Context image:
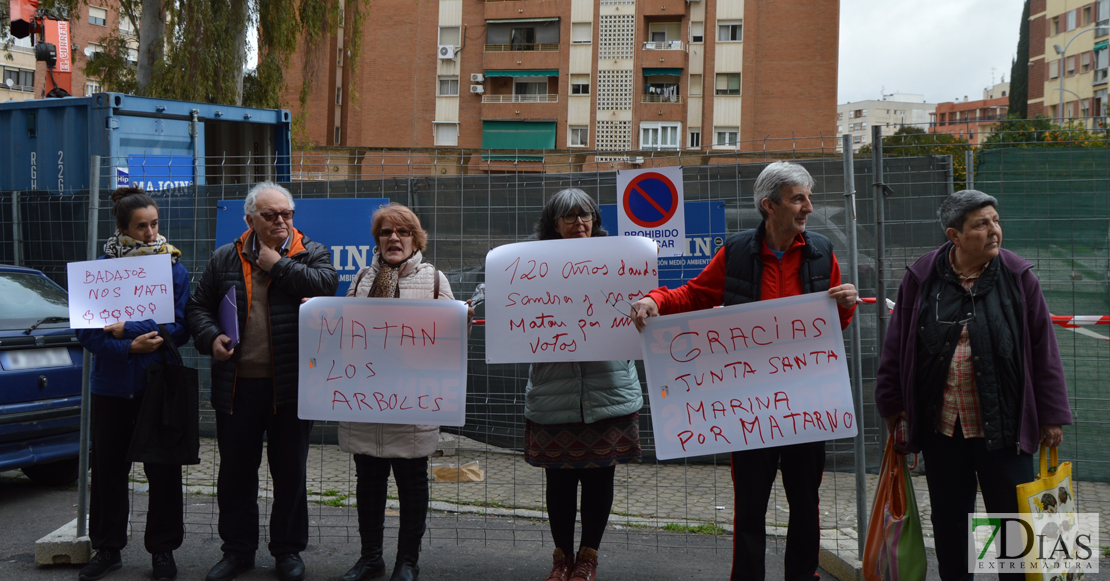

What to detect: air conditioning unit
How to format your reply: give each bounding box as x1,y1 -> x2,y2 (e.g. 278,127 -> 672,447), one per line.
628,156 -> 645,165
438,45 -> 456,60
470,85 -> 485,94
471,73 -> 485,83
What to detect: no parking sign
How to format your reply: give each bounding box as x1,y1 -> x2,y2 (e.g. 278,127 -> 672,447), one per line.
615,166 -> 686,257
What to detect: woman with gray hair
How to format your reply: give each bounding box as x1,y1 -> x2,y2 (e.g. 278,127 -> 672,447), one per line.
526,188 -> 643,581
874,190 -> 1073,581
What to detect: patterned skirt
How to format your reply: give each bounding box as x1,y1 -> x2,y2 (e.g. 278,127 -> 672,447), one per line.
524,412 -> 642,469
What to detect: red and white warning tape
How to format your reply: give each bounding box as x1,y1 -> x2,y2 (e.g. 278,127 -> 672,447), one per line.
1050,315 -> 1110,327
860,298 -> 1109,341
476,300 -> 1108,340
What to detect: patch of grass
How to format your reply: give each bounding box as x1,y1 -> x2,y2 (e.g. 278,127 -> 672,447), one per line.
661,523 -> 725,535
321,490 -> 342,497
323,495 -> 349,507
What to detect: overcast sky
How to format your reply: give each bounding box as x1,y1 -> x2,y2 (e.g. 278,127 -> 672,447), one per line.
839,0 -> 1026,104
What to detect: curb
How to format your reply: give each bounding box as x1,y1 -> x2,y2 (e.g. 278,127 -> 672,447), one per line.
34,517 -> 92,565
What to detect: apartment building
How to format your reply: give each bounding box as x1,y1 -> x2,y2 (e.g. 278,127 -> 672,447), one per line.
2,30 -> 38,102
1028,0 -> 1110,123
929,82 -> 1010,146
835,94 -> 935,152
285,0 -> 839,161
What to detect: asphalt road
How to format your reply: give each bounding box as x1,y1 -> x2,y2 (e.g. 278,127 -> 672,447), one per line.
0,472 -> 846,580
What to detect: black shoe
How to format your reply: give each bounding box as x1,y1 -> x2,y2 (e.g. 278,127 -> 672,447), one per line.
342,555 -> 386,581
275,553 -> 306,581
388,562 -> 419,581
152,552 -> 177,581
79,549 -> 122,581
205,553 -> 255,581
389,534 -> 421,581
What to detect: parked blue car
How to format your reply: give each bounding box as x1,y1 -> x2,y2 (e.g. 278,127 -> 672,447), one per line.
0,265 -> 83,485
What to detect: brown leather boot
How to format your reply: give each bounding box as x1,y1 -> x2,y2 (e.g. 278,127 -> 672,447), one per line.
543,548 -> 574,581
568,547 -> 598,581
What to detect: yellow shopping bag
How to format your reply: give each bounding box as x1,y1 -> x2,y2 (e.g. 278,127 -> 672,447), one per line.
1014,445 -> 1079,581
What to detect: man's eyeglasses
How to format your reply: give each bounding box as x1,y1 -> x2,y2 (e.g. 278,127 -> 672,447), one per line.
560,212 -> 594,225
379,228 -> 414,238
258,210 -> 294,223
935,288 -> 976,326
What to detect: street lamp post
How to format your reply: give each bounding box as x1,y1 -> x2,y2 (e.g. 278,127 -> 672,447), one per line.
1052,86 -> 1091,119
1054,25 -> 1099,123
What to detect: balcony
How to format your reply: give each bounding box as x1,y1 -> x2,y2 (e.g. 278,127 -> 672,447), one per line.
1,83 -> 34,93
641,94 -> 682,104
643,40 -> 683,51
1094,68 -> 1109,85
1097,19 -> 1109,38
482,94 -> 559,103
485,43 -> 559,52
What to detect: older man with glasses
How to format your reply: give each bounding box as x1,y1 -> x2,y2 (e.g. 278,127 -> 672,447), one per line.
187,182 -> 338,581
874,190 -> 1072,581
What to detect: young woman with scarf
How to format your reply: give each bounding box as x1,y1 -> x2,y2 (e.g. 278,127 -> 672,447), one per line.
76,187 -> 191,581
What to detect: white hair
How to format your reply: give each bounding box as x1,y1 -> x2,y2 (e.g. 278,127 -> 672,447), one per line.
753,161 -> 815,219
243,181 -> 295,215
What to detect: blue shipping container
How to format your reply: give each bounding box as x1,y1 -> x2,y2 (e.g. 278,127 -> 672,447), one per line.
0,93 -> 291,193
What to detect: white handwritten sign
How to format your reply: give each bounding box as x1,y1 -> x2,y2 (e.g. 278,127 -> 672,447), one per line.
66,254 -> 175,329
640,293 -> 857,460
485,237 -> 659,363
297,297 -> 469,426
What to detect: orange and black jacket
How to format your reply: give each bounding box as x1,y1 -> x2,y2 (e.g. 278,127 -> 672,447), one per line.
186,228 -> 338,414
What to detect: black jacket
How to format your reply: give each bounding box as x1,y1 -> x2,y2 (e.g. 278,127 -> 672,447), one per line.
913,243 -> 1024,451
186,228 -> 338,414
721,221 -> 833,306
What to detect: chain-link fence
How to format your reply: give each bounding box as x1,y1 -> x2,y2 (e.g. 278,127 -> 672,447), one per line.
2,130 -> 1107,564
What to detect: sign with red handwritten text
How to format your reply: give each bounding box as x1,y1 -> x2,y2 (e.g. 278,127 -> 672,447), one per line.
297,297 -> 469,426
640,293 -> 856,460
485,237 -> 659,363
66,254 -> 175,329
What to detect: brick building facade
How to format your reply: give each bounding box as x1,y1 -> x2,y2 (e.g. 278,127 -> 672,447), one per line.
283,0 -> 839,160
20,0 -> 136,99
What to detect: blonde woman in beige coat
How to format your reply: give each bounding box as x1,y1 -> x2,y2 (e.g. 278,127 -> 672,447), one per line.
338,203 -> 456,581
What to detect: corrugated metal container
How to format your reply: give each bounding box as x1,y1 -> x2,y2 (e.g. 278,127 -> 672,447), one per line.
0,93 -> 291,193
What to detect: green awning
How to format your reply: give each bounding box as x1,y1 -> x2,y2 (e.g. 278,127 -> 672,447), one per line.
481,121 -> 556,149
485,69 -> 559,78
486,17 -> 559,24
1096,40 -> 1109,51
481,155 -> 545,162
643,68 -> 682,76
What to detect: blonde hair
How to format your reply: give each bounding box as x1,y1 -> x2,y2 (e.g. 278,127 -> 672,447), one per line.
371,203 -> 427,252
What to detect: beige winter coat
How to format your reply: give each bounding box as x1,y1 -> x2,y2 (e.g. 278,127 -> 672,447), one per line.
337,250 -> 454,458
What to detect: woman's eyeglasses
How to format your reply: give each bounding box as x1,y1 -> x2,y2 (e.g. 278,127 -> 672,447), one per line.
379,228 -> 414,238
935,288 -> 976,326
258,210 -> 295,222
560,212 -> 594,225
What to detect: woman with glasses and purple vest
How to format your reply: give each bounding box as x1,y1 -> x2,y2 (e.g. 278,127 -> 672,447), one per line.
874,190 -> 1073,581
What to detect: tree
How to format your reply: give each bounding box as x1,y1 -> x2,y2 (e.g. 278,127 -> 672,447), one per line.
25,0 -> 365,116
1009,0 -> 1030,118
860,126 -> 972,189
980,117 -> 1109,148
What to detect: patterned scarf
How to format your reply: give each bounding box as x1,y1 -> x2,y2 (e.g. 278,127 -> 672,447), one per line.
103,230 -> 181,264
368,253 -> 402,298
